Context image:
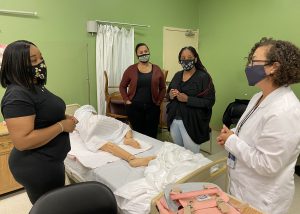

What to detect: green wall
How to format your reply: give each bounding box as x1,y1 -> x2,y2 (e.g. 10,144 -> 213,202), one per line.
0,0 -> 199,118
1,0 -> 300,129
198,0 -> 300,129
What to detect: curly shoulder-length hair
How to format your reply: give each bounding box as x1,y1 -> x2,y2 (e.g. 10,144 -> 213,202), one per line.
247,37 -> 300,86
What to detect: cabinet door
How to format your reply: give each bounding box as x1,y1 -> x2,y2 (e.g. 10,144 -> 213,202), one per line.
0,139 -> 22,194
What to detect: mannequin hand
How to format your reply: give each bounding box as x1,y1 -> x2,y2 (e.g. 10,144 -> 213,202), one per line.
217,125 -> 234,146
125,130 -> 133,138
125,100 -> 132,105
124,138 -> 141,149
177,92 -> 188,102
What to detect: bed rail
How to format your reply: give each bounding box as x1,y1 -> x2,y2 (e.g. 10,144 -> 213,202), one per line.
150,157 -> 228,214
66,104 -> 81,116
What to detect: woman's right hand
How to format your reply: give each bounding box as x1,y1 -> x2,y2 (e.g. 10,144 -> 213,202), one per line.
126,100 -> 132,105
60,118 -> 77,133
217,125 -> 234,146
169,89 -> 179,99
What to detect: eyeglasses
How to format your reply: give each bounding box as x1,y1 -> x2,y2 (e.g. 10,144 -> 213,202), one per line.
249,59 -> 272,67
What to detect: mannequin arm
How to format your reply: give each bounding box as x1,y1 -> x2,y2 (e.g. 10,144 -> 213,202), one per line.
101,142 -> 155,167
101,142 -> 134,161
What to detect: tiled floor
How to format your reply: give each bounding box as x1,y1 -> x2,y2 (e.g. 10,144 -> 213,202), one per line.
0,189 -> 31,214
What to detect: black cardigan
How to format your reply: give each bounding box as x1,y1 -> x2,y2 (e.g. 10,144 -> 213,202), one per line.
166,69 -> 215,144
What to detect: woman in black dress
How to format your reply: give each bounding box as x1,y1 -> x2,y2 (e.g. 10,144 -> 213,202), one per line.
0,40 -> 77,204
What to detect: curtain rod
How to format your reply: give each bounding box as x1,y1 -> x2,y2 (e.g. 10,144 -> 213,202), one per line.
96,20 -> 150,28
0,9 -> 38,17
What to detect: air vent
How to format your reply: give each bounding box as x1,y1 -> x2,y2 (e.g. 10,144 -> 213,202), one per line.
185,30 -> 195,37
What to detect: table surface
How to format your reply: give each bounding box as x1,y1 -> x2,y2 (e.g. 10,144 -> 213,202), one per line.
0,123 -> 9,136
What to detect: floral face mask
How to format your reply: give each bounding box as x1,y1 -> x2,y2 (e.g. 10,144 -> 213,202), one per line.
32,60 -> 47,80
180,59 -> 195,71
138,54 -> 150,63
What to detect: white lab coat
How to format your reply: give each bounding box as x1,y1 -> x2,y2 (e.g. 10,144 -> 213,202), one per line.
225,86 -> 300,214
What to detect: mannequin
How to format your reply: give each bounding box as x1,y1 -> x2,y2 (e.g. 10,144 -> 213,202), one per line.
74,105 -> 155,167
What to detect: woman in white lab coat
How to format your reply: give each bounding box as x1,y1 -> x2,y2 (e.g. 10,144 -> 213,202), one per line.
217,37 -> 300,214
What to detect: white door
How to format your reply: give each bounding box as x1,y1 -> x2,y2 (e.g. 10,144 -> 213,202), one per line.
163,27 -> 199,82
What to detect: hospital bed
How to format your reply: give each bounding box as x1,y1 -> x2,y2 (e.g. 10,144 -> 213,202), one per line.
64,136 -> 228,214
64,104 -> 259,214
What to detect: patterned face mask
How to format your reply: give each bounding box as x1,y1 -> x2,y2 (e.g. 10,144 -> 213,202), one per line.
180,59 -> 195,71
31,60 -> 47,80
138,54 -> 150,63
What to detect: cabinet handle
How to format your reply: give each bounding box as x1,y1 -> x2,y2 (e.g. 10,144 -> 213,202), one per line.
0,142 -> 10,149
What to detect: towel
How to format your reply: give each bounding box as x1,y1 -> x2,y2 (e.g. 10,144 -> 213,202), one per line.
74,105 -> 131,152
68,131 -> 152,169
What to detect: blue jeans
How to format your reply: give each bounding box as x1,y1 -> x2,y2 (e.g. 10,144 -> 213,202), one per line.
170,119 -> 200,153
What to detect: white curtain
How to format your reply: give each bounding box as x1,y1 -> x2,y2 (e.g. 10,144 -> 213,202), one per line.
96,25 -> 134,114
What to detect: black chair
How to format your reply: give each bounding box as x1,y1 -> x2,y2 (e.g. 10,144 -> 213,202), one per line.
222,99 -> 250,128
296,165 -> 300,176
29,181 -> 118,214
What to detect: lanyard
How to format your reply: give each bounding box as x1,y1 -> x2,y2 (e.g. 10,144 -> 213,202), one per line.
235,95 -> 263,136
227,95 -> 263,169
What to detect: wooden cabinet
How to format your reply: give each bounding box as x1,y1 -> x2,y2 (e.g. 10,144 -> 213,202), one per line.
0,124 -> 22,195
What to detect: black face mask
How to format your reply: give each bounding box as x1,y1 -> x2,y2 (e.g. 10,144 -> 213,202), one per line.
31,60 -> 47,80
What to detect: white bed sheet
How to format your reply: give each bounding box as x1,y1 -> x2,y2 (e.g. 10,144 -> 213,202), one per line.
64,131 -> 163,191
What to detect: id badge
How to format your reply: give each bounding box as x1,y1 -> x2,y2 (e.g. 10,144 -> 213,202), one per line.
227,153 -> 236,169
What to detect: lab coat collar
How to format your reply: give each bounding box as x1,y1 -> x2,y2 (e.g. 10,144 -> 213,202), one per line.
256,86 -> 291,108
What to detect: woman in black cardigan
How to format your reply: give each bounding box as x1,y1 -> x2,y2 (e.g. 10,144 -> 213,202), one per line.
167,46 -> 215,153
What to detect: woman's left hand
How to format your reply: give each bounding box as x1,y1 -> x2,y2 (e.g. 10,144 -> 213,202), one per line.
65,114 -> 79,124
217,125 -> 234,146
176,93 -> 188,102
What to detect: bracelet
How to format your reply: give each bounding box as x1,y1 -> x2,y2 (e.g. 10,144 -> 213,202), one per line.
57,122 -> 64,133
